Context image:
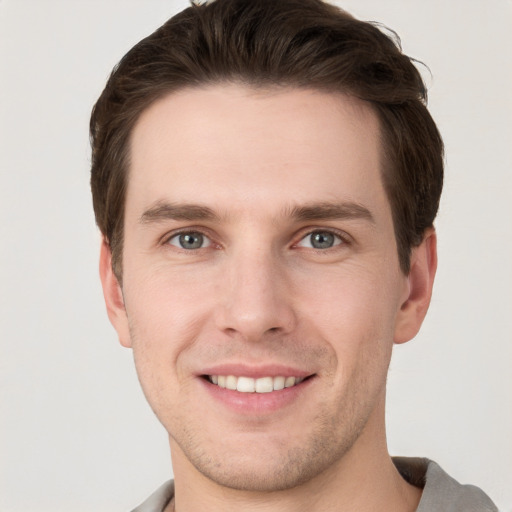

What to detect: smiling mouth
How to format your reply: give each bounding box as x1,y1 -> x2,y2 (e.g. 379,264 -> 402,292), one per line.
205,375 -> 312,393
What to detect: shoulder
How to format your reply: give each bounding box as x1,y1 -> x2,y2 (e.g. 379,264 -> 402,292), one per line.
393,457 -> 498,512
130,480 -> 174,512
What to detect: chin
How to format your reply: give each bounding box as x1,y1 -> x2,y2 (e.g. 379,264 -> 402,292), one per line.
194,450 -> 333,492
172,413 -> 365,493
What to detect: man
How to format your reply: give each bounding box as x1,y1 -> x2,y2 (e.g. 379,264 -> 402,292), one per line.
90,0 -> 498,511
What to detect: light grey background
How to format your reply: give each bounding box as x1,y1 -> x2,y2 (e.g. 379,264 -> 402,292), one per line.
1,1 -> 511,510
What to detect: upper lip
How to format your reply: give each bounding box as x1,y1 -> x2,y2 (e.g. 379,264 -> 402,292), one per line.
199,364 -> 313,379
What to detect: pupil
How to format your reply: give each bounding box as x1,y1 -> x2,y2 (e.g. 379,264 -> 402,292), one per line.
180,233 -> 203,249
312,232 -> 334,249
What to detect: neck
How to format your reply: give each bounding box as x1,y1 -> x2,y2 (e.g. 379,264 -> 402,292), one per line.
166,401 -> 421,512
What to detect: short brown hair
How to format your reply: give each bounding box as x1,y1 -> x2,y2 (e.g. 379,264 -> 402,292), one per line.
90,0 -> 443,279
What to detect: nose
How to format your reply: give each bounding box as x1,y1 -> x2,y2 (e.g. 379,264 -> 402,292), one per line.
214,247 -> 297,341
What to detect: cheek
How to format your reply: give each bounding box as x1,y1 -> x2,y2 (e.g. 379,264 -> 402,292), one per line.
123,266 -> 217,378
295,263 -> 401,331
126,262 -> 214,327
293,264 -> 400,377
123,271 -> 211,423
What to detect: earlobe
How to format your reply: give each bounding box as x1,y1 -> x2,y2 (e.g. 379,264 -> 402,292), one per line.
99,239 -> 132,348
394,228 -> 438,344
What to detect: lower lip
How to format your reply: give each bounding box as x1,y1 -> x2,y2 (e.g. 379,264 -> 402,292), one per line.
199,377 -> 314,415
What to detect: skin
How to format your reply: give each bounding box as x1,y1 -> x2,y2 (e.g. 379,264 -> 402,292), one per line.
100,85 -> 437,512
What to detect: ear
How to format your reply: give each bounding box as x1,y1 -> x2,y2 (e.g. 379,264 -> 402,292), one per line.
394,228 -> 438,344
99,238 -> 132,348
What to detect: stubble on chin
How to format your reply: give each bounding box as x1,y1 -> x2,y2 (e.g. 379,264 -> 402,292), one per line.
169,386 -> 380,494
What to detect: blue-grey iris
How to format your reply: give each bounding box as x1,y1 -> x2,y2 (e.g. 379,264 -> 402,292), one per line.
310,231 -> 335,249
179,232 -> 204,249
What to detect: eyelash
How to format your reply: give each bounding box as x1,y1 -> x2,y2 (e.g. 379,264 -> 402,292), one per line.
162,227 -> 352,252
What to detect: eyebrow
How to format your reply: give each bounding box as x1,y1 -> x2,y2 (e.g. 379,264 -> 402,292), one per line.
285,201 -> 375,224
139,200 -> 375,225
140,202 -> 219,224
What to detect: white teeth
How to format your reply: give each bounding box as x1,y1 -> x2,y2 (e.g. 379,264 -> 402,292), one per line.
284,376 -> 296,388
237,376 -> 255,393
209,375 -> 306,393
226,375 -> 237,390
273,376 -> 285,391
255,377 -> 273,393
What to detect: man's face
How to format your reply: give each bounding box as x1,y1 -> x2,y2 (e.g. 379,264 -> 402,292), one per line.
103,85 -> 422,491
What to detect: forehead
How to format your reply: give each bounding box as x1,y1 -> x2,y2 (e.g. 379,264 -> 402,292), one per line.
126,84 -> 388,222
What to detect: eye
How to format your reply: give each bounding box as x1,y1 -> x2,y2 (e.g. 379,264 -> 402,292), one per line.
167,231 -> 212,250
297,230 -> 343,250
